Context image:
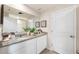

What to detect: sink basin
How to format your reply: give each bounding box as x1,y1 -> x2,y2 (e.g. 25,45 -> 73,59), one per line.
15,35 -> 32,41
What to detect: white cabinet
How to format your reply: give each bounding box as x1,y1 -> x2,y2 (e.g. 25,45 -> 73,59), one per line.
0,47 -> 9,54
0,35 -> 47,54
8,41 -> 27,54
0,39 -> 37,54
37,35 -> 47,53
16,39 -> 37,54
9,39 -> 37,54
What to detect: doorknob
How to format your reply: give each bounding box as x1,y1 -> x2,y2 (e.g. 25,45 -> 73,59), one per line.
70,35 -> 75,38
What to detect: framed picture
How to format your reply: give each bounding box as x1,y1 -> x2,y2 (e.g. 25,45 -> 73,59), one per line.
35,21 -> 40,28
41,20 -> 47,27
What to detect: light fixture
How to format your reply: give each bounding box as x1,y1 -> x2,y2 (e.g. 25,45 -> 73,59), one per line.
18,12 -> 23,14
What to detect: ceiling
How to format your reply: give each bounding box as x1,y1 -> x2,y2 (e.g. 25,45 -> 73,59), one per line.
27,4 -> 76,13
4,5 -> 35,19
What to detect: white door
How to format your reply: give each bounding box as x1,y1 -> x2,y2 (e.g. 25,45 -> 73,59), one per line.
50,8 -> 76,54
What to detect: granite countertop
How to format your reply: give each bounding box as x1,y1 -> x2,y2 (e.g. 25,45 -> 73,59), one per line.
0,32 -> 47,48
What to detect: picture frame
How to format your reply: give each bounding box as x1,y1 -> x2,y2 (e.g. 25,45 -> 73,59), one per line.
41,20 -> 47,28
35,21 -> 40,28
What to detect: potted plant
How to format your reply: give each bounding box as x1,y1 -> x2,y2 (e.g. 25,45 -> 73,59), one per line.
23,27 -> 30,35
30,27 -> 36,35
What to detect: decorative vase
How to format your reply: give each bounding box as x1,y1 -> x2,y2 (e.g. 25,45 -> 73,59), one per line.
26,31 -> 30,36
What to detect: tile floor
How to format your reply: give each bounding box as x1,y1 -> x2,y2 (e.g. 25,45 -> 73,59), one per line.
41,49 -> 59,54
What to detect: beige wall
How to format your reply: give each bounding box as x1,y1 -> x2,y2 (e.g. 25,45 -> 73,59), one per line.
76,7 -> 79,51
40,12 -> 51,49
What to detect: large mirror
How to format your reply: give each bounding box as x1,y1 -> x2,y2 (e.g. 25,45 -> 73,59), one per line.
3,5 -> 36,33
0,5 -> 37,41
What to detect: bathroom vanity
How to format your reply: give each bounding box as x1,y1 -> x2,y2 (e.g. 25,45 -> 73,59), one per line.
0,5 -> 48,54
0,33 -> 47,54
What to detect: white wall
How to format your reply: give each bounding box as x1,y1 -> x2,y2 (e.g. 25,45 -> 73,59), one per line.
40,12 -> 53,49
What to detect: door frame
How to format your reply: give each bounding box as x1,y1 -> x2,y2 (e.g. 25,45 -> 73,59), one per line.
49,6 -> 76,54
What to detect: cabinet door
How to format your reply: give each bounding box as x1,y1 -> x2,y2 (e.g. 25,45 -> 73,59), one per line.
23,39 -> 36,54
0,47 -> 9,54
9,39 -> 36,54
15,39 -> 36,54
37,35 -> 47,53
0,38 -> 37,54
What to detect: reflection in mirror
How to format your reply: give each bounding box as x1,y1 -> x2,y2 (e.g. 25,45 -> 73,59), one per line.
1,4 -> 37,41
3,5 -> 36,33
